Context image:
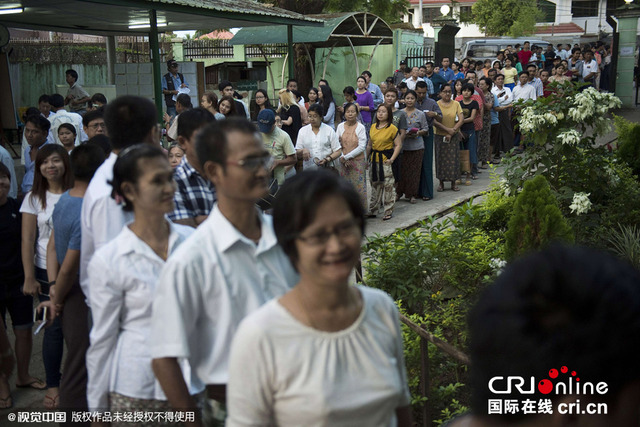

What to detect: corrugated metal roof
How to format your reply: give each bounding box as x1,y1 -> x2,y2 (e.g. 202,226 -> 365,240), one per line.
148,0 -> 324,23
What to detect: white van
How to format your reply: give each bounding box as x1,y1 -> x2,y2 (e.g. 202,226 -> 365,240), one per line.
460,39 -> 552,62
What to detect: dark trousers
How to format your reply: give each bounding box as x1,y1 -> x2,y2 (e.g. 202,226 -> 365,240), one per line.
35,267 -> 63,389
59,285 -> 90,417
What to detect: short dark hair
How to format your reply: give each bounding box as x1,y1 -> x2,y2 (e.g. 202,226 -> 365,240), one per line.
104,96 -> 157,150
318,79 -> 329,86
441,56 -> 450,62
272,169 -> 365,268
572,47 -> 582,54
404,89 -> 418,99
461,83 -> 475,94
111,144 -> 167,211
425,61 -> 434,67
397,82 -> 407,89
85,134 -> 112,157
415,80 -> 428,90
176,93 -> 192,109
83,108 -> 104,127
177,107 -> 215,139
343,102 -> 358,115
343,86 -> 356,97
195,118 -> 257,171
70,143 -> 105,181
91,93 -> 107,105
518,70 -> 530,77
58,123 -> 77,137
526,63 -> 538,70
25,114 -> 51,133
0,162 -> 10,181
218,80 -> 233,91
361,70 -> 372,78
479,76 -> 493,89
50,94 -> 64,109
38,94 -> 51,104
307,103 -> 324,117
468,245 -> 640,418
286,78 -> 298,86
65,69 -> 78,81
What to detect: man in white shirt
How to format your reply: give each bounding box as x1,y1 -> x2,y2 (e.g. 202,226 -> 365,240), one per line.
151,118 -> 298,427
512,72 -> 537,102
526,64 -> 544,97
581,50 -> 598,88
49,94 -> 87,147
80,95 -> 159,303
403,67 -> 422,90
491,74 -> 514,155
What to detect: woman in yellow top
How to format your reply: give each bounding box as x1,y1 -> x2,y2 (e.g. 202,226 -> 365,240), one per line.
432,85 -> 464,192
366,104 -> 402,221
502,57 -> 518,90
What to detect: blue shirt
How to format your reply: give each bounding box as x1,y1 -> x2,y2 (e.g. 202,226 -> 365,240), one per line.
490,93 -> 500,125
367,82 -> 384,108
453,71 -> 465,81
439,68 -> 455,83
168,157 -> 216,221
161,72 -> 189,91
52,191 -> 83,266
21,141 -> 51,194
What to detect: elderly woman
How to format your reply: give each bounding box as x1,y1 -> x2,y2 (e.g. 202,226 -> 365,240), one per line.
86,145 -> 201,421
433,85 -> 464,192
295,104 -> 342,171
336,102 -> 367,207
227,169 -> 412,427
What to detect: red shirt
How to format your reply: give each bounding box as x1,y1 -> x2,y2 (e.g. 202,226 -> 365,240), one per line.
518,50 -> 533,66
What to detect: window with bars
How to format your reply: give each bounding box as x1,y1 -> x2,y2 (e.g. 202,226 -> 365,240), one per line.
572,0 -> 599,17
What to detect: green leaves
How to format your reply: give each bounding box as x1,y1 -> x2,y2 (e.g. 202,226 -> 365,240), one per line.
472,0 -> 539,36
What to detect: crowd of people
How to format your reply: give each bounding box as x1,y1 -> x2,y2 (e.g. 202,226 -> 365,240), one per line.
0,40 -> 635,427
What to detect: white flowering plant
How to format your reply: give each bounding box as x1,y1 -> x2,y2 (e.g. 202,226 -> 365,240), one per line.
499,82 -> 640,245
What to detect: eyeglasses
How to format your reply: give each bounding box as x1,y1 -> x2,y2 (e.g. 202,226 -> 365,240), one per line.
226,154 -> 274,171
88,122 -> 106,129
297,220 -> 361,246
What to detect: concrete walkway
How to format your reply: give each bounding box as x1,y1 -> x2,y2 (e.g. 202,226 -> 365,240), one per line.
1,107 -> 637,425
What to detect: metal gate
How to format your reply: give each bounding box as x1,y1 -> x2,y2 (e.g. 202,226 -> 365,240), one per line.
404,46 -> 435,68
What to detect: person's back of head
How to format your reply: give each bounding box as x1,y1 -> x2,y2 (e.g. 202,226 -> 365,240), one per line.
70,143 -> 106,182
50,94 -> 65,110
178,107 -> 215,140
468,245 -> 640,423
90,93 -> 107,105
104,95 -> 157,151
85,134 -> 112,158
176,93 -> 193,109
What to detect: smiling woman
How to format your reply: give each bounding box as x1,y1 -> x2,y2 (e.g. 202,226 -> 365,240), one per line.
86,144 -> 201,417
227,170 -> 413,427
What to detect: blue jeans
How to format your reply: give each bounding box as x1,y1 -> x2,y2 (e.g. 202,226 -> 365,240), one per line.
462,129 -> 479,175
35,267 -> 63,389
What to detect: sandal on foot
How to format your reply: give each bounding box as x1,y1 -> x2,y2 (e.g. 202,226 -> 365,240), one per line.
382,214 -> 393,221
16,379 -> 46,390
437,185 -> 444,192
44,394 -> 59,410
452,186 -> 460,191
0,395 -> 12,409
409,197 -> 417,204
465,180 -> 473,186
422,197 -> 431,201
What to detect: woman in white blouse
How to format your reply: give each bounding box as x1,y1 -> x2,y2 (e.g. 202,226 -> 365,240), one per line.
295,104 -> 342,171
227,170 -> 412,427
86,145 -> 201,419
336,102 -> 368,208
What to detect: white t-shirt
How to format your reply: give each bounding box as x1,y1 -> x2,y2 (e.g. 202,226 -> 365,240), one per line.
582,59 -> 598,79
20,191 -> 63,269
227,286 -> 411,427
295,123 -> 341,170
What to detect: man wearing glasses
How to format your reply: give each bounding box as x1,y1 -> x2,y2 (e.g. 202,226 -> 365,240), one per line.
151,118 -> 298,427
162,59 -> 189,117
81,108 -> 107,142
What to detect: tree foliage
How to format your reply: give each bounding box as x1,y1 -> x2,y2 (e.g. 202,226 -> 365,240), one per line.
472,0 -> 540,36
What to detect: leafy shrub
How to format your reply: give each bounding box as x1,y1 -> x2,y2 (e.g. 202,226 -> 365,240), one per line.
614,114 -> 640,177
603,224 -> 640,269
505,175 -> 574,259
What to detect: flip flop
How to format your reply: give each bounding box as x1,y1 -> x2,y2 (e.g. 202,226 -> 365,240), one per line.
382,214 -> 393,221
409,197 -> 417,204
437,185 -> 444,192
452,186 -> 460,191
16,379 -> 46,390
422,197 -> 431,201
0,395 -> 12,409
